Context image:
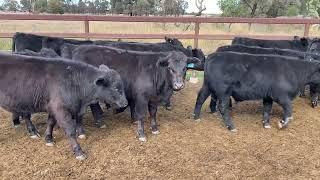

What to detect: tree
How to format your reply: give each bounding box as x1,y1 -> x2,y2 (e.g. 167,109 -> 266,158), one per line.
2,0 -> 20,11
307,0 -> 320,17
34,0 -> 47,13
218,0 -> 242,17
20,0 -> 32,12
47,0 -> 64,14
195,0 -> 206,16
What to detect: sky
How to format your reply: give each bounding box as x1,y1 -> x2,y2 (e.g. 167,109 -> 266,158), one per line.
186,0 -> 222,14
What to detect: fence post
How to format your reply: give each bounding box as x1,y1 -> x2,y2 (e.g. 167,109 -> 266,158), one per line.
189,21 -> 200,84
84,18 -> 90,40
304,23 -> 310,37
194,22 -> 200,48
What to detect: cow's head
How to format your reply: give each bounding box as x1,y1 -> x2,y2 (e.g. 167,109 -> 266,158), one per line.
39,48 -> 60,58
42,37 -> 64,55
186,46 -> 205,70
165,37 -> 184,48
294,36 -> 311,50
157,52 -> 201,91
305,38 -> 320,61
95,65 -> 128,108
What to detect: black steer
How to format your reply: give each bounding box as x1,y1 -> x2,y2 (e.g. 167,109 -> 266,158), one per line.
194,52 -> 320,131
0,53 -> 127,159
71,45 -> 199,141
210,44 -> 320,110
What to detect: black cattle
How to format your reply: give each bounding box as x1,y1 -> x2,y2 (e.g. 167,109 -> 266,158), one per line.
61,41 -> 205,110
71,45 -> 200,141
232,36 -> 310,52
15,48 -> 60,58
306,39 -> 320,107
10,48 -> 60,136
0,53 -> 127,160
92,40 -> 205,71
209,44 -> 320,111
194,52 -> 320,131
12,32 -> 93,55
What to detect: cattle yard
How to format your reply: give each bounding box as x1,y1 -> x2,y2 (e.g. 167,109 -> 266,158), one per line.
1,82 -> 320,179
1,15 -> 320,179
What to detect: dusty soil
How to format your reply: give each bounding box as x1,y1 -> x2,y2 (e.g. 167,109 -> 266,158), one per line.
0,81 -> 320,179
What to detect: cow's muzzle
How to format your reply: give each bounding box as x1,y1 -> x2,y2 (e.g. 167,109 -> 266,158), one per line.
173,82 -> 185,91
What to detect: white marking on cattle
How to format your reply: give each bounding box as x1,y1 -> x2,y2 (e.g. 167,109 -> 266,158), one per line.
30,134 -> 40,139
99,124 -> 107,129
230,129 -> 238,133
78,134 -> 86,139
45,142 -> 55,147
139,137 -> 147,142
76,154 -> 87,161
264,124 -> 271,129
152,130 -> 160,135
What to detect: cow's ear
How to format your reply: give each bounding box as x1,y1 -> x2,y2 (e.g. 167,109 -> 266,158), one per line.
95,77 -> 110,87
187,57 -> 201,64
99,64 -> 110,72
187,45 -> 192,50
157,58 -> 169,67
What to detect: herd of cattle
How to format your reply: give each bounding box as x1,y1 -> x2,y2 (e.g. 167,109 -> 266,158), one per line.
1,32 -> 320,160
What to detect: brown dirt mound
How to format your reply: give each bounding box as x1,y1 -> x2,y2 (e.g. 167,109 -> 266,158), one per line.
0,81 -> 320,179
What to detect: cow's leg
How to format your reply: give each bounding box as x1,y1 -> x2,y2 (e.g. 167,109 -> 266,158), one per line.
89,103 -> 105,128
134,99 -> 148,142
277,98 -> 293,129
23,113 -> 40,139
53,108 -> 86,160
164,90 -> 173,111
76,115 -> 86,139
218,96 -> 236,132
310,84 -> 318,108
12,113 -> 20,128
148,102 -> 159,135
209,94 -> 217,113
194,84 -> 211,120
45,114 -> 56,146
262,97 -> 273,129
299,85 -> 306,97
129,102 -> 136,123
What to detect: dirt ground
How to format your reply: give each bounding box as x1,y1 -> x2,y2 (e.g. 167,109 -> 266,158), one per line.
0,81 -> 320,179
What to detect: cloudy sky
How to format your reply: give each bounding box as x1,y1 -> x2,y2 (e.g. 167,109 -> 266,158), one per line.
186,0 -> 222,14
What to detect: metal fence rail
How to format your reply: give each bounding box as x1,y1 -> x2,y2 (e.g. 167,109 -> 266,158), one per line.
0,14 -> 320,48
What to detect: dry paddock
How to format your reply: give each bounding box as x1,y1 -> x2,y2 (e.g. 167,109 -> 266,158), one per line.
0,81 -> 320,179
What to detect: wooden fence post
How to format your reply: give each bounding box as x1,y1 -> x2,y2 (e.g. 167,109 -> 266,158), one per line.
304,23 -> 310,37
190,21 -> 200,84
84,19 -> 90,40
194,22 -> 200,48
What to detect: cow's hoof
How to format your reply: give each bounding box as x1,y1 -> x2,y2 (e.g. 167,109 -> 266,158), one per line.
152,130 -> 160,135
278,121 -> 288,129
99,124 -> 107,129
78,134 -> 86,139
230,129 -> 238,133
139,137 -> 147,142
30,133 -> 40,139
264,124 -> 271,129
13,125 -> 20,128
312,102 -> 317,108
45,142 -> 55,147
76,154 -> 87,161
165,106 -> 172,111
194,118 -> 201,122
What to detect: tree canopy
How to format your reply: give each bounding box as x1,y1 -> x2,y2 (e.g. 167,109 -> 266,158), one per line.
218,0 -> 320,17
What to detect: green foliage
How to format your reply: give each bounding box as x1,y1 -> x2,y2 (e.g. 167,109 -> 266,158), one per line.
47,0 -> 64,14
218,0 -> 242,17
2,0 -> 20,11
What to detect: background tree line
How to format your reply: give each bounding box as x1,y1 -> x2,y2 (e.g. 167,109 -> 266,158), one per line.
0,0 -> 189,15
218,0 -> 320,18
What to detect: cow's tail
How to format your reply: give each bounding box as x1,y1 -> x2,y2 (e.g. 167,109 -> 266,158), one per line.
12,33 -> 17,52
